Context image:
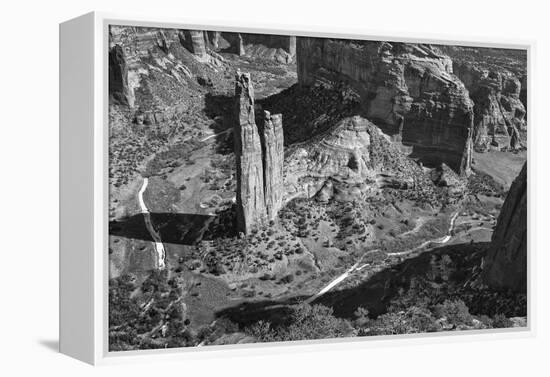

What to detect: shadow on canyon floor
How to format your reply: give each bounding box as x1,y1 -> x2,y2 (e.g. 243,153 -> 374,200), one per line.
203,92 -> 235,155
109,212 -> 214,245
215,241 -> 526,328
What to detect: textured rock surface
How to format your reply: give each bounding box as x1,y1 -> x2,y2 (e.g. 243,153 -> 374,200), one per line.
109,44 -> 133,107
108,26 -> 225,112
296,39 -> 474,174
261,111 -> 285,219
283,115 -> 430,201
482,162 -> 527,292
452,60 -> 526,151
233,73 -> 267,232
180,30 -> 208,60
217,32 -> 295,63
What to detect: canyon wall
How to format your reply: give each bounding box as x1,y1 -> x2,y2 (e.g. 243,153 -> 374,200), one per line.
233,73 -> 285,233
179,30 -> 208,60
438,45 -> 527,151
219,32 -> 296,62
482,162 -> 527,292
284,115 -> 431,202
453,61 -> 525,151
296,38 -> 474,174
109,44 -> 133,107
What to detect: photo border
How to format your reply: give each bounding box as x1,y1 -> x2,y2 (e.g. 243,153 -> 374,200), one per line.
94,11 -> 534,365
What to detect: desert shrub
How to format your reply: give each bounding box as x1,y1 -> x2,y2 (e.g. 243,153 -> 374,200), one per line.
433,299 -> 473,326
279,274 -> 294,284
492,313 -> 514,328
247,304 -> 355,342
366,306 -> 441,335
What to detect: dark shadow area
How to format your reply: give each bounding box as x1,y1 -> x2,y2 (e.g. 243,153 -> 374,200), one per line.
203,92 -> 235,155
216,296 -> 306,328
38,339 -> 59,353
259,83 -> 362,145
216,241 -> 526,328
204,92 -> 234,120
110,212 -> 214,245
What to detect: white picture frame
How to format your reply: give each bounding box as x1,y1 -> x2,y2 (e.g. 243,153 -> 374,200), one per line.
59,11 -> 535,365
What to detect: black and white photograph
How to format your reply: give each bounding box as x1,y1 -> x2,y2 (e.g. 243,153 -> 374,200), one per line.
5,0 -> 550,375
107,26 -> 528,351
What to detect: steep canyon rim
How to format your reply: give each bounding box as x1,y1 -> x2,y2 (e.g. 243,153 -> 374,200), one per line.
107,25 -> 528,351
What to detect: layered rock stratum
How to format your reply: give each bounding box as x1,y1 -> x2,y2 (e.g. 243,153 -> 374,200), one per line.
482,162 -> 527,292
296,39 -> 474,174
442,46 -> 527,151
261,111 -> 285,219
233,72 -> 267,233
283,115 -> 432,202
233,73 -> 285,233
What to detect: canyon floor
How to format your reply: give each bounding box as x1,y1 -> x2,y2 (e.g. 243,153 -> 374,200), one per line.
108,39 -> 527,350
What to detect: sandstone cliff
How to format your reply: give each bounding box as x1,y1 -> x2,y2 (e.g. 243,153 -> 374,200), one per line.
233,72 -> 267,233
296,39 -> 474,174
233,73 -> 286,232
283,115 -> 432,202
451,56 -> 526,151
108,26 -> 225,112
179,30 -> 208,60
482,162 -> 527,292
109,44 -> 133,107
261,111 -> 285,219
215,32 -> 296,63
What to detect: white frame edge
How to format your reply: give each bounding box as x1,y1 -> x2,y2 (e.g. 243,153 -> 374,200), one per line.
59,11 -> 536,365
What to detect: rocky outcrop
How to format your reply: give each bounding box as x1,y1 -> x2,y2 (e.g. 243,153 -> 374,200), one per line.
179,30 -> 208,60
437,45 -> 527,151
453,62 -> 526,151
261,111 -> 285,219
216,32 -> 295,63
109,44 -> 134,107
482,162 -> 527,292
233,73 -> 285,233
296,39 -> 474,174
283,115 -> 431,201
233,72 -> 267,233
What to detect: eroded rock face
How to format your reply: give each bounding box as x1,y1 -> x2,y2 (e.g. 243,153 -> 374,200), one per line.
261,111 -> 285,219
453,62 -> 526,151
109,44 -> 133,107
283,115 -> 430,201
233,74 -> 286,232
482,162 -> 527,292
296,39 -> 474,174
179,30 -> 208,60
108,26 -> 225,114
233,73 -> 267,232
216,32 -> 296,63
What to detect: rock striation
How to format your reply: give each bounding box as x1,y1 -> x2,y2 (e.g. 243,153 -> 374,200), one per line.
283,115 -> 431,202
482,162 -> 527,292
452,61 -> 526,151
296,39 -> 474,174
179,30 -> 208,60
233,73 -> 285,233
233,72 -> 266,233
109,44 -> 133,107
215,32 -> 296,63
261,111 -> 285,219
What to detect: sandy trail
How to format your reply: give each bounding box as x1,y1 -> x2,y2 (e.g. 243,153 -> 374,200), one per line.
306,211 -> 461,303
200,128 -> 232,142
138,178 -> 166,270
